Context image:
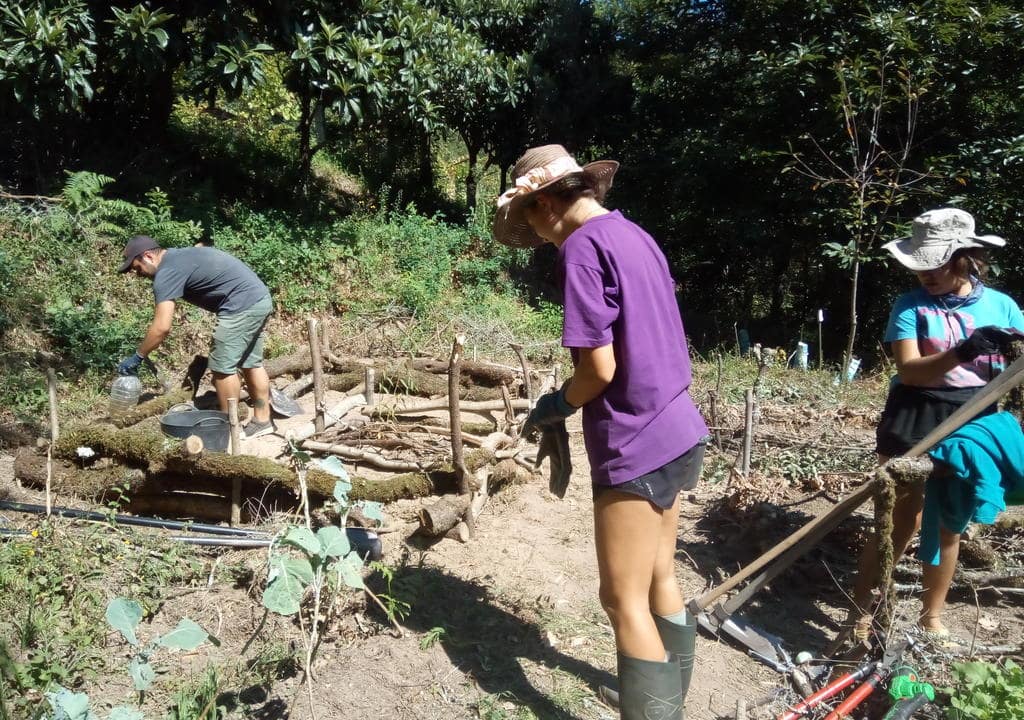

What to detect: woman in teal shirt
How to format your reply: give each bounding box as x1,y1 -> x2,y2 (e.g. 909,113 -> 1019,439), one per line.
849,208 -> 1024,639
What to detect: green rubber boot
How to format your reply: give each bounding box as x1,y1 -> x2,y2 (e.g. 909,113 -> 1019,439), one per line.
598,612 -> 696,718
616,653 -> 683,720
654,610 -> 696,705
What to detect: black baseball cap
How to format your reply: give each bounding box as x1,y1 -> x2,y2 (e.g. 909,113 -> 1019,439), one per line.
118,235 -> 162,273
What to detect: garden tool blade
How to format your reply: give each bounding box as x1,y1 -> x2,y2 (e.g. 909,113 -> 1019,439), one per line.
270,387 -> 304,418
695,609 -> 792,673
144,358 -> 173,394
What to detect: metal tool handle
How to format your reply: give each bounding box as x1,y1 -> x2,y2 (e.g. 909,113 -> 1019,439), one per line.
822,673 -> 881,720
777,662 -> 876,720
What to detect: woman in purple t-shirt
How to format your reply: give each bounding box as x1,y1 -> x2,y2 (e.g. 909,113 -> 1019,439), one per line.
494,145 -> 708,720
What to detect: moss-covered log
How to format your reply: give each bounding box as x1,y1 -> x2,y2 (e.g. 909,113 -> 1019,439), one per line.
324,367 -> 503,402
13,447 -> 146,498
409,358 -> 515,387
265,348 -> 314,378
51,422 -> 464,503
112,388 -> 193,428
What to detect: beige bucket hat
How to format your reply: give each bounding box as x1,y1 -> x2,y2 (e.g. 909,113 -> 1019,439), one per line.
492,144 -> 618,248
883,208 -> 1006,271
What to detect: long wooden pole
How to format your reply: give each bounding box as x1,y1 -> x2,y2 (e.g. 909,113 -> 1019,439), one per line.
691,351 -> 1024,617
448,334 -> 473,537
689,479 -> 878,613
741,389 -> 754,475
46,368 -> 60,443
308,318 -> 325,435
228,397 -> 241,526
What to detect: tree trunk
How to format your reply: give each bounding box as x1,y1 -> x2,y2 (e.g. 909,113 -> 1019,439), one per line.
842,259 -> 860,382
464,142 -> 479,211
297,88 -> 314,197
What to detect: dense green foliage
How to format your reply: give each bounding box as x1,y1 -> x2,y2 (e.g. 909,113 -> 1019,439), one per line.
3,0 -> 1024,418
947,660 -> 1024,719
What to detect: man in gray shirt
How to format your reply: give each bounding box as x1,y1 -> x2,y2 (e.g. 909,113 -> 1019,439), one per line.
117,235 -> 276,438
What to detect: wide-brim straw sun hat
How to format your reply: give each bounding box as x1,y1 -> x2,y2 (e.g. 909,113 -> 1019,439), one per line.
492,144 -> 618,248
883,208 -> 1006,272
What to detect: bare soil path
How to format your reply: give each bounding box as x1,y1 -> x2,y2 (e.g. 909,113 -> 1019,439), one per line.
3,405 -> 1021,719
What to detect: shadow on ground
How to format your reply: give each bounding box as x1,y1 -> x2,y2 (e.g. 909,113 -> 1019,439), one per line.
372,561 -> 615,719
683,496 -> 871,655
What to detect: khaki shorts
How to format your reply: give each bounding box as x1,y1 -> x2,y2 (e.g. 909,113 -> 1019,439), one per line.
209,295 -> 273,374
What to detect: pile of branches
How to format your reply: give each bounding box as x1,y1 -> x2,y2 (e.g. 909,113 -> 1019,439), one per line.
14,337 -> 551,542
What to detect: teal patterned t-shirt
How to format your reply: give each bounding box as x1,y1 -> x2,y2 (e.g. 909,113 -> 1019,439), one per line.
885,285 -> 1024,388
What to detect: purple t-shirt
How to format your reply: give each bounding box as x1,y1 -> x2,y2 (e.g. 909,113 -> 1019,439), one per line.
559,210 -> 708,485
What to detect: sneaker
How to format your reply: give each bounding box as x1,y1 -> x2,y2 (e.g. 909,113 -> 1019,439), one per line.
242,419 -> 276,439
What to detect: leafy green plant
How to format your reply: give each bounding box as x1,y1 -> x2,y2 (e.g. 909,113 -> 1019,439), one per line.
946,659 -> 1024,719
419,626 -> 447,650
106,597 -> 217,695
369,560 -> 411,625
44,684 -> 143,720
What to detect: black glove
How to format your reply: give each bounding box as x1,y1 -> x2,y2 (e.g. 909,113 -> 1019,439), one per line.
522,385 -> 577,438
954,326 -> 1011,363
536,421 -> 572,499
117,352 -> 144,376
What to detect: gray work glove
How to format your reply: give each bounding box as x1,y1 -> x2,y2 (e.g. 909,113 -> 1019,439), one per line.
536,420 -> 572,499
522,385 -> 577,438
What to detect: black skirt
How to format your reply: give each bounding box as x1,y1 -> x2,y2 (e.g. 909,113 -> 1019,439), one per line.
592,439 -> 707,509
875,384 -> 994,457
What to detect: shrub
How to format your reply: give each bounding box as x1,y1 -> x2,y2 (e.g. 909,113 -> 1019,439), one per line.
214,206 -> 342,313
45,299 -> 147,371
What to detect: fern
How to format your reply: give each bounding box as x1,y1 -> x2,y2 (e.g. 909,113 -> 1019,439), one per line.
61,171 -> 114,212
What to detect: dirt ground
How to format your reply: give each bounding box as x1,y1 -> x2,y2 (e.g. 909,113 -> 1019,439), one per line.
3,400 -> 1023,719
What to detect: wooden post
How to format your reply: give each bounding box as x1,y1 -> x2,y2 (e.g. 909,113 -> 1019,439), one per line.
510,343 -> 532,401
552,363 -> 561,389
364,366 -> 376,407
308,318 -> 325,434
46,367 -> 59,443
228,397 -> 241,526
817,309 -> 824,369
741,389 -> 754,475
45,444 -> 52,517
448,334 -> 473,537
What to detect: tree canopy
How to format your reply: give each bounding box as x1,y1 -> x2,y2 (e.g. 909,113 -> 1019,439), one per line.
3,0 -> 1024,360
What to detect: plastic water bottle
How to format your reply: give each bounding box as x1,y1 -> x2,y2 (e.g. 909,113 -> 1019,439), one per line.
845,356 -> 862,382
109,374 -> 141,417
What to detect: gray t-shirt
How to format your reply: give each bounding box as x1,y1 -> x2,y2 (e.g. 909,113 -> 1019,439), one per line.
152,248 -> 269,315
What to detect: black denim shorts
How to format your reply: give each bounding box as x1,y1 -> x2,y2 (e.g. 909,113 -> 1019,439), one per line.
592,439 -> 707,509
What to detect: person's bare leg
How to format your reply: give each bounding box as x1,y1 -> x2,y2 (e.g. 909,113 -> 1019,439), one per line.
920,526 -> 960,632
241,366 -> 271,423
650,492 -> 685,617
850,455 -> 926,617
211,371 -> 241,413
595,490 -> 665,661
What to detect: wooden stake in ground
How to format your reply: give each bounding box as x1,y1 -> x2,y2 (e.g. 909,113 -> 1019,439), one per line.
45,367 -> 59,514
741,388 -> 755,475
510,343 -> 532,402
46,367 -> 60,443
308,318 -> 326,434
448,334 -> 474,537
364,366 -> 376,407
228,397 -> 241,526
45,444 -> 53,517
